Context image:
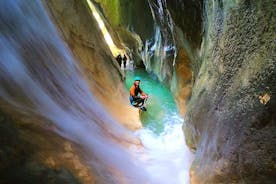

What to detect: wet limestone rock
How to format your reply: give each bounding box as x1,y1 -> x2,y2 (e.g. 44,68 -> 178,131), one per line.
184,0 -> 276,183
0,109 -> 83,184
167,0 -> 203,52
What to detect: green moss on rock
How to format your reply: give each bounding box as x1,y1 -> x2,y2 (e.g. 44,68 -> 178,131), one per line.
94,0 -> 121,26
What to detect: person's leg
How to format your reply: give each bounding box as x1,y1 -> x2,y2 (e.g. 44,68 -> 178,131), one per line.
136,98 -> 147,111
133,98 -> 144,107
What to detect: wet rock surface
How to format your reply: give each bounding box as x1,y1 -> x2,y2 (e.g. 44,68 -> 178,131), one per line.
167,0 -> 203,51
184,1 -> 276,183
0,110 -> 81,184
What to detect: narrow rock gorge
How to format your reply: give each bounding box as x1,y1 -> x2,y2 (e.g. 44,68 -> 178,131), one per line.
90,1 -> 275,182
0,0 -> 275,183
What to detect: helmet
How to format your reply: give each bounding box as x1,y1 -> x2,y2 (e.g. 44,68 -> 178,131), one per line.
134,76 -> 141,81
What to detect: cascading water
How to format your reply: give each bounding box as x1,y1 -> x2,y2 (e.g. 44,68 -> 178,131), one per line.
0,0 -> 193,183
142,0 -> 177,82
0,1 -> 149,183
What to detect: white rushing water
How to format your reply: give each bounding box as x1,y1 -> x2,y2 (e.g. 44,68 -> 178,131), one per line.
144,0 -> 177,77
0,0 -> 193,183
135,121 -> 193,184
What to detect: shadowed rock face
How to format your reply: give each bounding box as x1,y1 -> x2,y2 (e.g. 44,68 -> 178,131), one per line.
0,109 -> 82,184
167,0 -> 203,52
184,0 -> 276,183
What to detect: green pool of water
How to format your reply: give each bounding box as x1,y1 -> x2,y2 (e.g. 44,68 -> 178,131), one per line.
125,69 -> 179,134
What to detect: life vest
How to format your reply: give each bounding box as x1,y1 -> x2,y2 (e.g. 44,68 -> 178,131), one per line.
129,84 -> 142,98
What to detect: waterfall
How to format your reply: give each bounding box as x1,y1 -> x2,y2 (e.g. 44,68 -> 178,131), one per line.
142,0 -> 177,82
0,0 -> 193,183
0,1 -> 149,183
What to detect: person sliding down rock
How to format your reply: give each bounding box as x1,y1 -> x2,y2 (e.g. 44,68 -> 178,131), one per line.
129,77 -> 148,111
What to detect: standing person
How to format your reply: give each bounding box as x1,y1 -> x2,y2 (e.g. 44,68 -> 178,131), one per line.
115,54 -> 122,67
129,77 -> 148,111
122,54 -> 127,68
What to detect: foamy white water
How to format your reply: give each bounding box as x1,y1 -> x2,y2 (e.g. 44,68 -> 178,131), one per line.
132,115 -> 194,184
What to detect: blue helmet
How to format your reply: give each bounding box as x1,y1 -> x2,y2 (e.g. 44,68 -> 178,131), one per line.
134,76 -> 141,81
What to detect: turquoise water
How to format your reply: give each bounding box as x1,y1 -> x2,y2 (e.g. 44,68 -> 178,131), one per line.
125,69 -> 179,134
125,69 -> 193,184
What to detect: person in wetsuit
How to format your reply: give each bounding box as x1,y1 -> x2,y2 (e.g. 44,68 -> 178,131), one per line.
115,54 -> 122,67
122,54 -> 127,68
129,76 -> 148,111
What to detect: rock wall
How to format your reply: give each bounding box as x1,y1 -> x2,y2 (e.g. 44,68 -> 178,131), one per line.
167,0 -> 203,52
44,0 -> 141,130
0,108 -> 95,184
184,0 -> 276,183
166,0 -> 204,115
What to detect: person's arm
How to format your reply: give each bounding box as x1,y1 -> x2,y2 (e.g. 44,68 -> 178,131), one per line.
140,89 -> 146,96
130,86 -> 135,96
139,88 -> 148,98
